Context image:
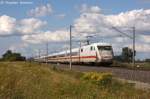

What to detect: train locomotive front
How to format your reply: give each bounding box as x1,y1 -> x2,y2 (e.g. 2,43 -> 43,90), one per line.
79,43 -> 113,64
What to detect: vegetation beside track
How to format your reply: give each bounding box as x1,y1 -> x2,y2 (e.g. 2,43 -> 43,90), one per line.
0,62 -> 150,99
112,61 -> 150,70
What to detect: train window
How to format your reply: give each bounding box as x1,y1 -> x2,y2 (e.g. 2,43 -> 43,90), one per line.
90,46 -> 93,51
97,46 -> 112,50
91,46 -> 95,51
81,49 -> 83,52
72,52 -> 78,56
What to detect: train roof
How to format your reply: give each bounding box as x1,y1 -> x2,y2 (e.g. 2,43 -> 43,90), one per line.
90,42 -> 111,46
40,42 -> 112,58
48,43 -> 111,56
47,48 -> 79,57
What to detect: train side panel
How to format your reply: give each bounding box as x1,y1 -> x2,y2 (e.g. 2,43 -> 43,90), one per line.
80,45 -> 97,63
37,42 -> 114,65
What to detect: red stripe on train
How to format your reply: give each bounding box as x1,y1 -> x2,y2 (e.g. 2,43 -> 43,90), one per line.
48,56 -> 97,60
60,56 -> 97,59
79,56 -> 97,59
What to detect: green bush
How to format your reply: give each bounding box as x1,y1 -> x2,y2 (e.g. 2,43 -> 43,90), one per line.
52,65 -> 57,71
2,50 -> 26,61
0,62 -> 149,99
81,72 -> 113,86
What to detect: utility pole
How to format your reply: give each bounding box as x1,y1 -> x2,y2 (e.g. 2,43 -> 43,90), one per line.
85,35 -> 97,45
38,49 -> 41,63
132,27 -> 135,67
79,41 -> 81,62
79,41 -> 81,48
69,25 -> 72,70
86,36 -> 90,45
85,36 -> 91,45
46,42 -> 48,64
112,26 -> 136,67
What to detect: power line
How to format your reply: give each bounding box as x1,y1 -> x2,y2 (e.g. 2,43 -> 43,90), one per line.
112,26 -> 133,39
46,42 -> 49,64
69,25 -> 72,70
112,26 -> 136,67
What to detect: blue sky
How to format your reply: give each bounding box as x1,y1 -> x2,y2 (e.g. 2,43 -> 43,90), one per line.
0,0 -> 148,24
0,0 -> 150,59
1,0 -> 149,27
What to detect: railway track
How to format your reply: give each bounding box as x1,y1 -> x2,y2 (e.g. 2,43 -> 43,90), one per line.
51,64 -> 150,84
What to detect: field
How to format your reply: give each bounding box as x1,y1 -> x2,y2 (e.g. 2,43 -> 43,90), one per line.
0,62 -> 150,99
112,61 -> 150,70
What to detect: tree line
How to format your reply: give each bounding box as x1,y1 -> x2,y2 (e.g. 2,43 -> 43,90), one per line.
0,48 -> 149,62
114,47 -> 135,63
0,50 -> 26,61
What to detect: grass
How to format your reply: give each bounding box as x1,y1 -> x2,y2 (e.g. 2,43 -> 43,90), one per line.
0,62 -> 150,99
135,62 -> 150,70
112,61 -> 150,70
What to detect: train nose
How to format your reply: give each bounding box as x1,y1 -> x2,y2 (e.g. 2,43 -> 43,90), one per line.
101,51 -> 113,60
103,56 -> 112,59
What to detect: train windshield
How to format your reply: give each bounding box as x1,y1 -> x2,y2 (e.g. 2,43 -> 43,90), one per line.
97,46 -> 112,51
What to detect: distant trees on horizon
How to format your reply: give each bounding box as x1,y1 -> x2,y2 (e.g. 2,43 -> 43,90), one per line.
0,50 -> 26,61
145,59 -> 150,62
114,47 -> 150,63
114,47 -> 136,63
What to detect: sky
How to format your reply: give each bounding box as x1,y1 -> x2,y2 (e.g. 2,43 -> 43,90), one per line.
0,0 -> 150,60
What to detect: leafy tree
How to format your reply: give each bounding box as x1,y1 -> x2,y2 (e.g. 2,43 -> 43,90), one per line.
122,47 -> 136,63
2,50 -> 26,61
2,50 -> 12,61
145,59 -> 150,62
114,55 -> 123,62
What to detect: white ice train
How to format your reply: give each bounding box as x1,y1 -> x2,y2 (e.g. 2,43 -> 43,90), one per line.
37,42 -> 114,65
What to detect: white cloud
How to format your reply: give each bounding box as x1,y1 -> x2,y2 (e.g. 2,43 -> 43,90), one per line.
0,15 -> 46,36
113,37 -> 129,43
106,9 -> 150,31
74,8 -> 150,37
128,43 -> 150,52
22,6 -> 150,54
74,10 -> 115,37
9,43 -> 28,53
18,18 -> 47,34
28,4 -> 53,17
0,15 -> 16,35
8,43 -> 37,57
73,6 -> 150,53
139,35 -> 150,43
22,29 -> 69,44
1,5 -> 150,54
79,4 -> 101,13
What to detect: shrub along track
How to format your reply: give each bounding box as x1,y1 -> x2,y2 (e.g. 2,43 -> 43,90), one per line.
50,64 -> 150,84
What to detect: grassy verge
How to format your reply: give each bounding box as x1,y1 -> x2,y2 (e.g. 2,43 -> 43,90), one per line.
0,62 -> 150,99
112,61 -> 150,70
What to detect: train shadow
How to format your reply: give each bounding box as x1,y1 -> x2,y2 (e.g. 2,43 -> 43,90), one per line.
47,62 -> 112,68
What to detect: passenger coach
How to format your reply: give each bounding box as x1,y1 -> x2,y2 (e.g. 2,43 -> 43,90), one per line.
37,43 -> 114,65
